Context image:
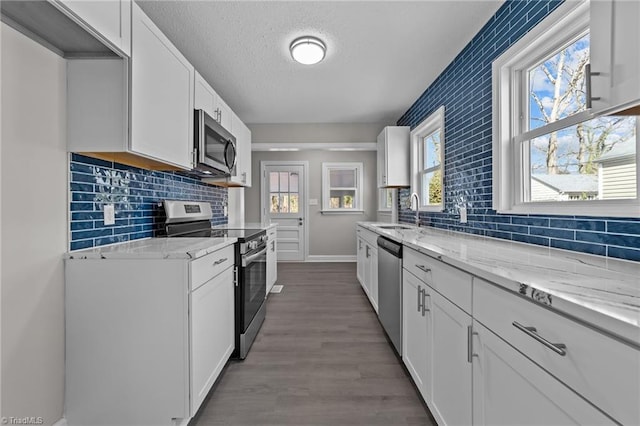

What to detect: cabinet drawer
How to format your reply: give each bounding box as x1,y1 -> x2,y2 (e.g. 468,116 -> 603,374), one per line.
403,247 -> 472,314
190,245 -> 235,291
356,226 -> 378,247
474,279 -> 640,425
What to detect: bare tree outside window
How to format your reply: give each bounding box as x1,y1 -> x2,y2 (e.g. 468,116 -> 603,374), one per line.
527,34 -> 636,201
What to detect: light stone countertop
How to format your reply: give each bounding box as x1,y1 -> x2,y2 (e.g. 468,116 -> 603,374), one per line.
359,222 -> 640,346
213,223 -> 277,230
66,237 -> 237,260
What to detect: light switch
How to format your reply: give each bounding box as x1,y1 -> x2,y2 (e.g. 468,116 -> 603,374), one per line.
309,199 -> 318,206
104,204 -> 115,225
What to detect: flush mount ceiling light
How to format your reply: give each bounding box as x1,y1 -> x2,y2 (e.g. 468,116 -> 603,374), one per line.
290,36 -> 326,65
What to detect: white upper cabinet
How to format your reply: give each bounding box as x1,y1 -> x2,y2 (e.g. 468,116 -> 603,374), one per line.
216,96 -> 233,132
590,0 -> 640,114
231,112 -> 252,187
130,2 -> 194,169
377,126 -> 410,188
194,72 -> 217,118
56,0 -> 132,56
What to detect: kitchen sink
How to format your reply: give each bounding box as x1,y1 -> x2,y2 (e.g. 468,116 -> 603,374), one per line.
376,225 -> 414,230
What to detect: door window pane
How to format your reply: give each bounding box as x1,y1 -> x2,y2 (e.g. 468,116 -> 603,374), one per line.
269,172 -> 279,192
279,172 -> 289,192
270,194 -> 279,213
290,172 -> 299,193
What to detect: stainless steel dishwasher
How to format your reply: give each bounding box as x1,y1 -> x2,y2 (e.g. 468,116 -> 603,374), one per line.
377,236 -> 403,356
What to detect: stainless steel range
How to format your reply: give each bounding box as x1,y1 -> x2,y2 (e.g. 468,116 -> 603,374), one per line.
162,200 -> 267,359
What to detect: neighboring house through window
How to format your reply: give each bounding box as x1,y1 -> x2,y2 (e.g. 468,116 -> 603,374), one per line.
493,0 -> 638,217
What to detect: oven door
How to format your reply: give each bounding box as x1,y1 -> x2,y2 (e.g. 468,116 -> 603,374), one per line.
240,245 -> 267,331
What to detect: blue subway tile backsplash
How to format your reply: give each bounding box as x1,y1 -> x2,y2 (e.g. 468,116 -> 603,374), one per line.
69,154 -> 228,250
396,0 -> 640,262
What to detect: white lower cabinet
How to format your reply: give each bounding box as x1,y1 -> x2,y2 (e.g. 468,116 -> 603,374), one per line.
190,267 -> 234,414
430,289 -> 472,426
65,244 -> 235,426
402,267 -> 472,426
356,225 -> 378,312
472,320 -> 613,426
266,226 -> 278,293
402,270 -> 431,402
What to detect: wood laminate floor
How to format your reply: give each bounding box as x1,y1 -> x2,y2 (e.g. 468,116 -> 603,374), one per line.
193,262 -> 435,426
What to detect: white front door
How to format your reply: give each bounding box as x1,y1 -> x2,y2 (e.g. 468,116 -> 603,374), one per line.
261,162 -> 306,261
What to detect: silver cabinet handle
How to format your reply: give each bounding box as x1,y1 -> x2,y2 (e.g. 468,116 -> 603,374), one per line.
417,285 -> 423,313
422,292 -> 430,316
416,264 -> 431,273
358,240 -> 362,250
467,325 -> 473,363
271,241 -> 275,251
366,246 -> 370,258
512,321 -> 567,356
585,63 -> 601,109
213,257 -> 228,266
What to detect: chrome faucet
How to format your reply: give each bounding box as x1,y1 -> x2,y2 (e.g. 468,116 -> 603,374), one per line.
410,192 -> 420,227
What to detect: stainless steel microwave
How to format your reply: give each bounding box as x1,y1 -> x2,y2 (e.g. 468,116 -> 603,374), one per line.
193,109 -> 237,177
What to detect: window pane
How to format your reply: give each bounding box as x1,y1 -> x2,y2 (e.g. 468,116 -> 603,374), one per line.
423,130 -> 441,169
329,189 -> 356,208
270,194 -> 279,213
279,172 -> 289,192
528,33 -> 589,131
422,170 -> 443,205
329,169 -> 355,188
269,172 -> 279,192
290,172 -> 299,193
528,116 -> 636,202
280,194 -> 289,213
290,194 -> 299,213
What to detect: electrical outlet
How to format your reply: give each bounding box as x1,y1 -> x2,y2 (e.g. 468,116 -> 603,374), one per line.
104,204 -> 115,225
460,206 -> 467,224
224,206 -> 228,217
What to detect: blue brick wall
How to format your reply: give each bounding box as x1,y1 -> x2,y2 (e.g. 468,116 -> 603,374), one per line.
397,0 -> 640,262
69,154 -> 228,251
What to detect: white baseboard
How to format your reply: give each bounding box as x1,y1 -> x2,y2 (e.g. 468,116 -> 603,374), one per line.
306,255 -> 356,262
53,418 -> 67,426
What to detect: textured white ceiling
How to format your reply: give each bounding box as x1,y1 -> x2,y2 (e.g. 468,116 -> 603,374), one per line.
138,0 -> 503,125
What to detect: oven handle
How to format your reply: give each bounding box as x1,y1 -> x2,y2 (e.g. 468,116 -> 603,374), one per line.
242,246 -> 268,267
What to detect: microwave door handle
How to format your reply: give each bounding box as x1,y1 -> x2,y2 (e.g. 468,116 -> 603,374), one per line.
224,140 -> 237,171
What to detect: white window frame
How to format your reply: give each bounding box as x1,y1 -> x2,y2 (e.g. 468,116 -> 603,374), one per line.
410,106 -> 445,212
493,0 -> 640,217
378,188 -> 393,212
321,162 -> 364,214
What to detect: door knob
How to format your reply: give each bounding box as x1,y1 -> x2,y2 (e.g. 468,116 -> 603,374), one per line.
298,217 -> 303,225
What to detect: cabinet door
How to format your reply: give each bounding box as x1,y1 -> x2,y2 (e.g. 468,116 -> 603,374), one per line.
58,0 -> 131,56
356,236 -> 365,285
194,71 -> 216,118
216,96 -> 233,132
362,244 -> 372,298
472,321 -> 614,426
430,289 -> 472,426
131,3 -> 194,169
402,271 -> 431,403
377,127 -> 409,188
590,0 -> 640,113
190,267 -> 235,415
267,230 -> 277,293
229,112 -> 252,187
369,247 -> 378,313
